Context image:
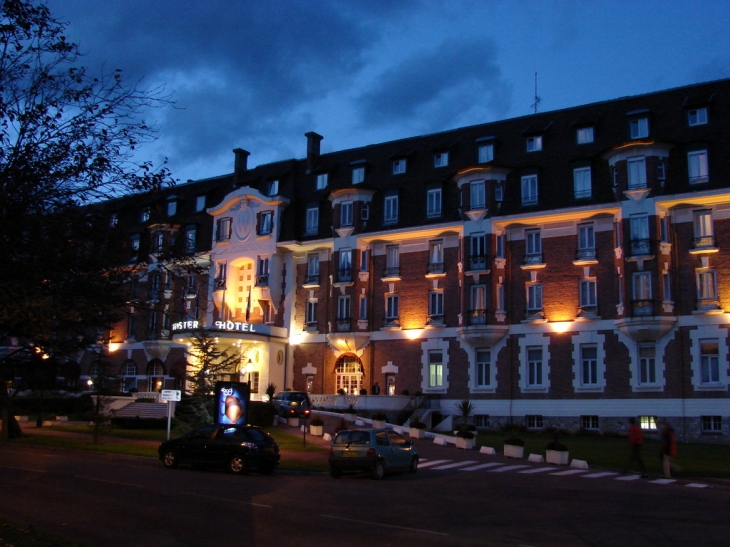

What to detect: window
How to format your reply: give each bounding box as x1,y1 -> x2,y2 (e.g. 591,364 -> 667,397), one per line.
573,167 -> 592,199
526,229 -> 541,259
337,296 -> 351,330
475,415 -> 490,428
639,416 -> 657,431
476,349 -> 490,387
360,248 -> 368,272
627,157 -> 647,189
361,203 -> 369,221
688,108 -> 708,126
470,181 -> 486,210
478,144 -> 494,163
195,195 -> 206,212
701,416 -> 722,433
427,188 -> 442,217
630,117 -> 649,139
428,351 -> 443,387
306,206 -> 319,234
306,299 -> 318,327
110,213 -> 118,227
154,232 -> 164,253
385,245 -> 400,278
639,345 -> 656,385
352,166 -> 365,185
149,271 -> 160,294
256,256 -> 269,286
258,211 -> 273,235
494,184 -> 503,202
434,151 -> 449,167
496,283 -> 505,312
660,216 -> 670,243
495,234 -> 505,258
579,279 -> 597,309
526,415 -> 544,429
384,195 -> 398,224
140,208 -> 150,222
633,272 -> 652,316
336,356 -> 362,394
470,234 -> 487,270
339,250 -> 352,281
688,150 -> 709,184
694,210 -> 713,249
470,285 -> 487,324
167,199 -> 177,217
214,261 -> 227,290
629,215 -> 650,255
316,173 -> 328,190
392,159 -> 406,174
700,340 -> 720,384
662,272 -> 672,302
359,295 -> 367,320
527,283 -> 543,312
185,225 -> 197,253
526,135 -> 542,152
340,202 -> 353,227
580,345 -> 598,386
578,223 -> 595,260
306,254 -> 319,284
385,293 -> 399,323
697,270 -> 718,307
581,415 -> 599,430
428,240 -> 444,273
521,175 -> 538,205
267,179 -> 279,196
576,127 -> 594,144
428,291 -> 444,321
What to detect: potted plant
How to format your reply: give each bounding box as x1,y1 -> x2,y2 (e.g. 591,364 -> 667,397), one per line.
454,399 -> 474,432
344,404 -> 357,422
309,415 -> 324,436
371,411 -> 387,429
545,437 -> 569,465
503,432 -> 525,459
408,415 -> 427,439
455,425 -> 476,450
287,412 -> 301,427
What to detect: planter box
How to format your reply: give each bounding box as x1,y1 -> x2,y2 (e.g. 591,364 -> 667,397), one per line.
310,424 -> 324,436
455,436 -> 475,450
372,419 -> 386,429
287,417 -> 300,427
503,444 -> 524,459
344,413 -> 357,422
409,427 -> 426,439
546,450 -> 569,465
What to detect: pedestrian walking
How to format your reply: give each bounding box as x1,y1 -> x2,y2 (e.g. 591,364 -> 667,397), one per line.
661,421 -> 678,478
372,381 -> 380,395
623,417 -> 647,477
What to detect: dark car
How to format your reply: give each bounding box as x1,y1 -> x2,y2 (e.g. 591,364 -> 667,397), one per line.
158,423 -> 280,475
328,428 -> 419,479
271,391 -> 311,418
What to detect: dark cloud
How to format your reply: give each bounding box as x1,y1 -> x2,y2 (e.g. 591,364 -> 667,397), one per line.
357,37 -> 511,133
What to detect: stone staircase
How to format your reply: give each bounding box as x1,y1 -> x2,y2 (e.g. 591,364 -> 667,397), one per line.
113,402 -> 169,419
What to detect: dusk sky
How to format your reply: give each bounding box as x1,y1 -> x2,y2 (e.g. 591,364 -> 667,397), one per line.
46,0 -> 730,183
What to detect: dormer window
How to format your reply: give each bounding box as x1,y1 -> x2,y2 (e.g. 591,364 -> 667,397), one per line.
267,180 -> 279,196
316,173 -> 328,190
352,166 -> 365,184
167,198 -> 177,217
258,211 -> 273,235
217,217 -> 232,241
340,201 -> 353,227
392,159 -> 406,175
526,136 -> 542,152
470,180 -> 486,210
434,151 -> 449,168
140,208 -> 150,222
688,108 -> 708,126
194,195 -> 206,212
478,143 -> 494,163
630,117 -> 649,139
576,127 -> 594,144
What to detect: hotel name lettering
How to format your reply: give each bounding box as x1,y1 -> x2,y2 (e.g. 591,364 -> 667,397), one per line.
171,320 -> 258,333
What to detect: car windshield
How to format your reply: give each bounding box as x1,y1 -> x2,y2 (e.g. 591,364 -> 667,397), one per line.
333,431 -> 370,445
289,393 -> 308,402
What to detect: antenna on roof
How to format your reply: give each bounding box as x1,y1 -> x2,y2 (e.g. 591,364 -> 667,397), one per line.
531,72 -> 541,114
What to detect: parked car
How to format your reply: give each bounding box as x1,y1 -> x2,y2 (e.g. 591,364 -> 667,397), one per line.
271,391 -> 311,418
328,428 -> 419,479
158,423 -> 280,475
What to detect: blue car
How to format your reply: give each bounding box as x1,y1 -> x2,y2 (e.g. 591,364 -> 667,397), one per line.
328,428 -> 419,479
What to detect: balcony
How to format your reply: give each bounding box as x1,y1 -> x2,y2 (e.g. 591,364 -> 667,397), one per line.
214,279 -> 226,290
573,248 -> 597,265
690,236 -> 718,254
468,309 -> 487,325
469,255 -> 488,271
255,274 -> 269,286
696,297 -> 721,312
382,267 -> 400,280
336,317 -> 351,332
303,274 -> 320,287
631,299 -> 654,317
521,253 -> 545,270
629,239 -> 654,258
337,268 -> 353,283
426,262 -> 445,277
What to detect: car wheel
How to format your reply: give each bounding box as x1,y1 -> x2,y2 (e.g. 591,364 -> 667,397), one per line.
162,449 -> 178,469
409,456 -> 419,473
228,454 -> 248,475
371,460 -> 385,480
330,467 -> 342,479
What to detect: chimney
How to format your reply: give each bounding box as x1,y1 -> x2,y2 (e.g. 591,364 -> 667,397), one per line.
305,132 -> 323,173
233,148 -> 250,187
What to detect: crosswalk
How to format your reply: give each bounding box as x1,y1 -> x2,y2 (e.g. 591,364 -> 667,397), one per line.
417,458 -> 708,488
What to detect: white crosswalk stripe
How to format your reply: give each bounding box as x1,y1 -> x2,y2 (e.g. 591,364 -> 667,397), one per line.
519,467 -> 557,474
489,465 -> 530,473
460,463 -> 504,471
685,483 -> 708,488
615,474 -> 642,481
650,478 -> 676,485
431,461 -> 478,470
417,459 -> 451,468
582,472 -> 619,479
550,469 -> 588,476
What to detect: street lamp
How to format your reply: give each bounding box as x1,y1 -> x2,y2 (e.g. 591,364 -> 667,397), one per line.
244,358 -> 254,386
5,380 -> 12,397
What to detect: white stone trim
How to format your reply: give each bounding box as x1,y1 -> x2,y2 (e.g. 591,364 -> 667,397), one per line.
688,324 -> 730,392
421,337 -> 449,394
571,330 -> 606,393
517,333 -> 550,393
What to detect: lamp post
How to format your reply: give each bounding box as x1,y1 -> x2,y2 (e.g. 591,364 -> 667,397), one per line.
244,359 -> 254,388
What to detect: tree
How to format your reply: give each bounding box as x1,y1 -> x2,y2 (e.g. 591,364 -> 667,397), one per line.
0,0 -> 175,438
184,330 -> 244,395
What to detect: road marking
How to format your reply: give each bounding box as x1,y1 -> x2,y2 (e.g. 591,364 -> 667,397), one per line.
320,514 -> 449,536
582,472 -> 619,479
181,492 -> 272,508
650,478 -> 676,485
489,465 -> 530,473
519,467 -> 556,474
685,483 -> 708,488
431,461 -> 478,470
418,459 -> 452,468
460,463 -> 503,471
615,475 -> 641,481
77,477 -> 143,488
550,469 -> 588,476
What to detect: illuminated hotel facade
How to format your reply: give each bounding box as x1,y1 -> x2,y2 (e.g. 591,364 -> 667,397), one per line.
92,79 -> 730,441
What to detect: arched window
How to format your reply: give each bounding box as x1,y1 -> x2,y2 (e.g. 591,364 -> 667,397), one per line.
335,355 -> 363,395
146,359 -> 164,376
121,360 -> 137,376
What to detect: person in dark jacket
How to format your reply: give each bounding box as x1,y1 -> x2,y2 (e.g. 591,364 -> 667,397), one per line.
661,421 -> 678,478
623,417 -> 648,477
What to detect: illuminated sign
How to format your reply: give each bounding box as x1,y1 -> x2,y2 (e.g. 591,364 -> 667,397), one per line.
215,381 -> 250,425
171,320 -> 257,333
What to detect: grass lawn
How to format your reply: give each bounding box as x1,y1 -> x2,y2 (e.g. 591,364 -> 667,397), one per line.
476,431 -> 730,479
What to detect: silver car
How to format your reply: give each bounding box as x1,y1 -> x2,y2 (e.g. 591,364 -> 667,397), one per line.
328,428 -> 419,479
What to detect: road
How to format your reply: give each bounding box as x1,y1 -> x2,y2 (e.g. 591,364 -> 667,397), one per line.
1,442 -> 729,547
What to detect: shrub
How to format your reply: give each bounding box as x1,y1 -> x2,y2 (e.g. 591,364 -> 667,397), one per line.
310,415 -> 324,426
359,388 -> 367,395
546,440 -> 568,451
456,424 -> 474,438
409,415 -> 426,429
372,411 -> 387,421
504,436 -> 525,446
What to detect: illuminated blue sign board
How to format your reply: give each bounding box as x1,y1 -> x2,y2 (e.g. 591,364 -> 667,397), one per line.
215,381 -> 250,425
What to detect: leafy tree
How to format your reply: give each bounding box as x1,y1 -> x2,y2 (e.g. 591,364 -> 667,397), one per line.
0,0 -> 175,439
